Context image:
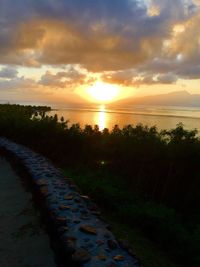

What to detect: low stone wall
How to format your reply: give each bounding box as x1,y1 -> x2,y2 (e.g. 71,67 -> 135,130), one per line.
0,137 -> 140,267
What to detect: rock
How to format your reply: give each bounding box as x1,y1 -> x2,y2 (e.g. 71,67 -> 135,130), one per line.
80,215 -> 90,220
74,198 -> 81,203
40,186 -> 50,196
81,195 -> 90,200
57,226 -> 69,234
46,173 -> 53,177
64,195 -> 74,200
36,179 -> 47,186
56,217 -> 67,225
50,200 -> 58,204
107,239 -> 118,250
71,208 -> 79,213
56,217 -> 66,221
91,211 -> 101,216
113,255 -> 125,261
59,205 -> 71,210
66,218 -> 71,224
79,225 -> 97,235
65,240 -> 76,254
98,254 -> 107,261
66,236 -> 77,242
96,240 -> 104,246
80,209 -> 89,215
81,242 -> 94,250
73,219 -> 81,224
72,248 -> 91,263
64,236 -> 77,253
107,263 -> 118,267
104,232 -> 111,238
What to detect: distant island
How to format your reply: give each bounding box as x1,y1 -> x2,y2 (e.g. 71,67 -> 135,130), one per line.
113,91 -> 200,107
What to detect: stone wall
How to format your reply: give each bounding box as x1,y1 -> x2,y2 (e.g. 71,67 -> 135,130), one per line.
0,137 -> 140,267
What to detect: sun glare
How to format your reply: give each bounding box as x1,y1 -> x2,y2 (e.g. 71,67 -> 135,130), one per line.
87,81 -> 120,103
98,105 -> 106,130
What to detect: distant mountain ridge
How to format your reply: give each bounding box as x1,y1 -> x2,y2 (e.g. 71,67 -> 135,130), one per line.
113,91 -> 200,107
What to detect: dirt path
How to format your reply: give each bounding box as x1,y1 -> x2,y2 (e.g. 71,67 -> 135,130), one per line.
0,156 -> 57,267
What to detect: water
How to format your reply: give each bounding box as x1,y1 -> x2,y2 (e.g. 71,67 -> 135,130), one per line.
49,105 -> 200,131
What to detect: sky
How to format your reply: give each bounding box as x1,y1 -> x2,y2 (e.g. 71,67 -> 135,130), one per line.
0,0 -> 200,105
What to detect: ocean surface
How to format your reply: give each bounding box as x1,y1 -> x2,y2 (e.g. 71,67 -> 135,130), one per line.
49,105 -> 200,132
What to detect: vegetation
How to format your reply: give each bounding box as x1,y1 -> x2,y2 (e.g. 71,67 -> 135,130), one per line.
0,103 -> 199,266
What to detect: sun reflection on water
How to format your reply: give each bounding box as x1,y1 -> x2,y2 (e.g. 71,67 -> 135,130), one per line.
98,105 -> 106,131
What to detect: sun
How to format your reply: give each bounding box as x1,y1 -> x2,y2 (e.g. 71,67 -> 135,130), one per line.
86,81 -> 120,103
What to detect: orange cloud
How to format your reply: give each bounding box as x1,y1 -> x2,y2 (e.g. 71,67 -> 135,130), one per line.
0,15 -> 175,71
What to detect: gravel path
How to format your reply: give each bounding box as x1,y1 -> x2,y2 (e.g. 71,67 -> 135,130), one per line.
0,156 -> 57,267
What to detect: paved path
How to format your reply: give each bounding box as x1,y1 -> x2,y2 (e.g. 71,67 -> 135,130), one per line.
0,156 -> 57,267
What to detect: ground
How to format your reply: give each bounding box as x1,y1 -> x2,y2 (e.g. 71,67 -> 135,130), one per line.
0,156 -> 56,267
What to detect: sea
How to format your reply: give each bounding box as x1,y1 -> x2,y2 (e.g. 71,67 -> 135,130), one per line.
48,105 -> 200,132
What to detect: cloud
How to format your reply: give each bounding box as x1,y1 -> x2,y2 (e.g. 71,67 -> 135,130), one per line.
0,76 -> 35,90
168,11 -> 200,64
102,70 -> 136,86
39,67 -> 86,88
0,67 -> 18,78
0,66 -> 88,93
0,0 -> 190,70
131,73 -> 178,86
177,65 -> 200,79
0,0 -> 200,88
156,73 -> 178,84
102,69 -> 178,86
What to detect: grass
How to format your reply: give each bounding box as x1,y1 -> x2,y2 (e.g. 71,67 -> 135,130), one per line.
0,104 -> 198,266
104,217 -> 178,267
62,166 -> 179,267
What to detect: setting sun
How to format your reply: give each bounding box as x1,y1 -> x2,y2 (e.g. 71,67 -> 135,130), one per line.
86,81 -> 120,103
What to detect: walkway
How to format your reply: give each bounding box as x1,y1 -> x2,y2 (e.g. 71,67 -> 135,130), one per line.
0,156 -> 56,267
0,138 -> 140,267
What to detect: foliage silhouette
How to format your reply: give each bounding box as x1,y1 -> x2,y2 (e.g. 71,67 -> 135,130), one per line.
0,104 -> 199,266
